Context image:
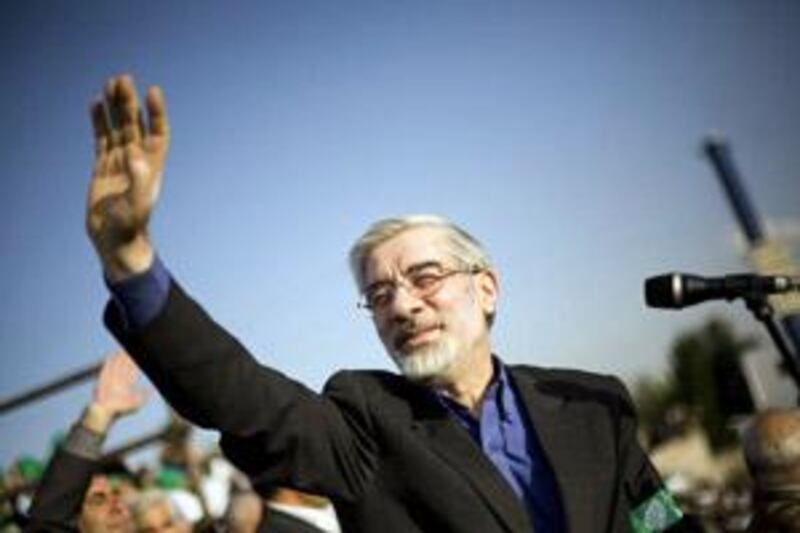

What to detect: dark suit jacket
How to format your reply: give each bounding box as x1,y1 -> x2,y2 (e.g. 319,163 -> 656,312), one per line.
108,281 -> 670,533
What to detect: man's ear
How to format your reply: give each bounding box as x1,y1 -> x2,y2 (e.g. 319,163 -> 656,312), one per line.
475,269 -> 499,317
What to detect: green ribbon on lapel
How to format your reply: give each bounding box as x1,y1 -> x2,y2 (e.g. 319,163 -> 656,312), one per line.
630,488 -> 683,532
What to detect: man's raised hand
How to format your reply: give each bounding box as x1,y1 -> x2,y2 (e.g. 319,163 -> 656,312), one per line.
86,74 -> 170,281
81,350 -> 148,434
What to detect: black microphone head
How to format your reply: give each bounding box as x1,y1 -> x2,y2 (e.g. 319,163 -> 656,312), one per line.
645,271 -> 798,310
645,273 -> 685,309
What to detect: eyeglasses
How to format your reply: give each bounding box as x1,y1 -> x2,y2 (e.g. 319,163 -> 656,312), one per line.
358,262 -> 482,312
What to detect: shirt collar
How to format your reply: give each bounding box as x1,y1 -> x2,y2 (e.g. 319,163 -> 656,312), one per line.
431,355 -> 513,422
266,501 -> 341,533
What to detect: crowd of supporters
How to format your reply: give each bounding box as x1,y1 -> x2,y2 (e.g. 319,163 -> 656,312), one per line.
3,446 -> 340,532
640,408 -> 800,531
0,352 -> 339,533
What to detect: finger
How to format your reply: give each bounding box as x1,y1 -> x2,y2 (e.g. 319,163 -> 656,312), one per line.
105,354 -> 124,381
114,353 -> 142,389
94,356 -> 115,397
96,359 -> 111,383
110,348 -> 134,366
138,109 -> 147,141
103,350 -> 129,379
120,356 -> 140,384
104,352 -> 131,383
116,75 -> 143,145
90,144 -> 115,181
110,348 -> 128,360
145,86 -> 170,141
104,78 -> 123,148
90,98 -> 111,157
101,349 -> 125,373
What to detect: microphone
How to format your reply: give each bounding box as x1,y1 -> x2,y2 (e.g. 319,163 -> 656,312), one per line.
644,272 -> 800,309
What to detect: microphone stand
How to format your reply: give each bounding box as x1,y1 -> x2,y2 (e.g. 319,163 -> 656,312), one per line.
741,293 -> 800,404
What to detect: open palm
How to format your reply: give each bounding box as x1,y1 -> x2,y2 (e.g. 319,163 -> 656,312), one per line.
93,350 -> 147,417
86,74 -> 170,279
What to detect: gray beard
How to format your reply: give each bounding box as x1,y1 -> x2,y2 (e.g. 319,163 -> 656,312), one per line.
390,336 -> 460,381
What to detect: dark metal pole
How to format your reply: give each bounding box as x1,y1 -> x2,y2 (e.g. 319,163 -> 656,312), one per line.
703,135 -> 765,242
0,361 -> 102,416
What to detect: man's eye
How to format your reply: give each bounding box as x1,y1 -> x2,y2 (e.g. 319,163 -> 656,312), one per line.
411,273 -> 441,290
367,288 -> 392,307
86,494 -> 107,506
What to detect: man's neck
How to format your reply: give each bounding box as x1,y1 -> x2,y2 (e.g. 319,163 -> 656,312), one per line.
430,349 -> 494,414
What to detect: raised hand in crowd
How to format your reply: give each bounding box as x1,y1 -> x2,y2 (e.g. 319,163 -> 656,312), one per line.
26,350 -> 147,533
86,74 -> 170,282
83,349 -> 148,434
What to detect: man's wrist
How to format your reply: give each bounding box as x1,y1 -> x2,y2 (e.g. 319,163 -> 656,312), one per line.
64,421 -> 106,460
80,402 -> 115,435
100,235 -> 155,282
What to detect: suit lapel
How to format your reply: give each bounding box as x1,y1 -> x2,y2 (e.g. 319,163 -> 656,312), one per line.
510,368 -> 598,532
414,413 -> 532,533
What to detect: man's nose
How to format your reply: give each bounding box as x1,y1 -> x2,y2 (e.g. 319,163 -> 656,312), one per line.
388,284 -> 425,321
108,492 -> 126,513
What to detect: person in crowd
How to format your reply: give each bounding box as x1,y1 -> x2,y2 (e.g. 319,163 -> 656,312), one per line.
262,487 -> 339,533
84,73 -> 690,532
224,491 -> 263,533
224,487 -> 338,533
225,488 -> 339,533
26,351 -> 146,532
742,408 -> 800,532
130,490 -> 190,533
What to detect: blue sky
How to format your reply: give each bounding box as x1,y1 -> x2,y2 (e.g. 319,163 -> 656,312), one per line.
1,1 -> 798,465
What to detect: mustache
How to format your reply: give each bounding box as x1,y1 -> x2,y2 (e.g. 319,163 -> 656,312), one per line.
392,321 -> 442,350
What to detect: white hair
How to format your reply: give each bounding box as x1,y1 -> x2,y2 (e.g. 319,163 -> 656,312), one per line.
348,214 -> 492,291
130,489 -> 184,525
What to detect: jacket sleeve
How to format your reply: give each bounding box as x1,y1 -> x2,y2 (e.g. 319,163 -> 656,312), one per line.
105,281 -> 377,500
25,448 -> 95,532
610,376 -> 693,532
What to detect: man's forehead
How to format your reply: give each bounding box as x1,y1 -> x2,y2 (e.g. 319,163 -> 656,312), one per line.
365,227 -> 452,276
85,475 -> 120,501
89,475 -> 112,490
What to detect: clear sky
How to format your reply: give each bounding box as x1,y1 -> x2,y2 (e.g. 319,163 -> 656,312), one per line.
1,1 -> 798,465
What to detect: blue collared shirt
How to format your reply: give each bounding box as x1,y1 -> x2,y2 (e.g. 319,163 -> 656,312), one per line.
109,260 -> 566,532
435,360 -> 566,533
